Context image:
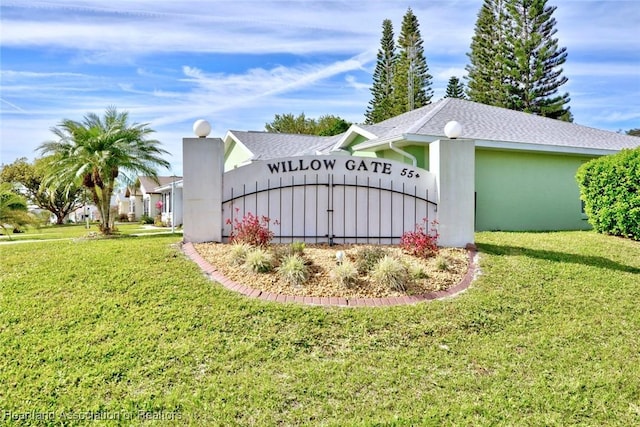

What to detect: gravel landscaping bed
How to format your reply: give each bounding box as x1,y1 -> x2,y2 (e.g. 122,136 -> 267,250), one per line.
194,243 -> 469,299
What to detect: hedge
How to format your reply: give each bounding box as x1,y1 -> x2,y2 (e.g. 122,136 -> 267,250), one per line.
576,147 -> 640,240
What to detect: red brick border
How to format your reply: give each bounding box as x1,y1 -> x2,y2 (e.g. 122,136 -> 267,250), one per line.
181,242 -> 479,307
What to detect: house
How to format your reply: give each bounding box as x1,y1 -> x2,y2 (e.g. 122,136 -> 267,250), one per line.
125,176 -> 182,226
222,98 -> 640,232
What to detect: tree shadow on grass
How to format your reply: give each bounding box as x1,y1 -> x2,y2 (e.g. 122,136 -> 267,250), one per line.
477,243 -> 640,274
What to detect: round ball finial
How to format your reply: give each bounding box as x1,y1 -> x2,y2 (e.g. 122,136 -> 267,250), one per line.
193,119 -> 211,138
444,121 -> 462,139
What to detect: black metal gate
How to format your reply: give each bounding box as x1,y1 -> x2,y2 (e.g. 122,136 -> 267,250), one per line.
222,172 -> 437,245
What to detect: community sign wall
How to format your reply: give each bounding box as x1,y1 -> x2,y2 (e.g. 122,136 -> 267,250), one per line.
182,137 -> 475,247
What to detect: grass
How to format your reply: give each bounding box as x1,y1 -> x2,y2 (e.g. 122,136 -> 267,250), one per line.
0,223 -> 178,241
0,230 -> 639,425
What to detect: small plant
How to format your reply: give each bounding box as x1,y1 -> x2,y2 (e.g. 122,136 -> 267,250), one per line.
277,254 -> 309,287
227,211 -> 274,247
435,255 -> 450,271
408,263 -> 429,280
289,241 -> 306,256
330,260 -> 358,288
243,248 -> 274,273
139,214 -> 154,225
355,246 -> 388,273
371,255 -> 409,292
400,219 -> 439,258
230,243 -> 252,265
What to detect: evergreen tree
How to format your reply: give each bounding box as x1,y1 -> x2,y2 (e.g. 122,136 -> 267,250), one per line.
365,19 -> 396,124
466,0 -> 571,121
465,0 -> 511,107
392,8 -> 433,115
444,76 -> 466,99
505,0 -> 571,120
265,113 -> 350,136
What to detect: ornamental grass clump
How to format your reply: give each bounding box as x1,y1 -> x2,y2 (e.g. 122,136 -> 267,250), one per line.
371,255 -> 409,292
277,254 -> 309,287
244,247 -> 274,273
229,242 -> 252,265
400,220 -> 439,258
330,260 -> 358,288
355,246 -> 388,273
435,255 -> 450,271
289,241 -> 306,256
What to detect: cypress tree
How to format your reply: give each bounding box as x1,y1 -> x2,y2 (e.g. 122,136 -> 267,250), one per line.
505,0 -> 571,120
444,76 -> 466,99
365,19 -> 397,124
392,8 -> 433,115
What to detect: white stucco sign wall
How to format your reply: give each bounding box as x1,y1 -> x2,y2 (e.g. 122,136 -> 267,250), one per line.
182,137 -> 475,247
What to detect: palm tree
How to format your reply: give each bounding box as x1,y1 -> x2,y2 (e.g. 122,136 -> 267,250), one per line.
0,183 -> 34,238
38,107 -> 170,235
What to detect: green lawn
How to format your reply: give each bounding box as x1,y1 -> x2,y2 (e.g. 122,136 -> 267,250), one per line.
0,231 -> 638,425
0,223 -> 178,241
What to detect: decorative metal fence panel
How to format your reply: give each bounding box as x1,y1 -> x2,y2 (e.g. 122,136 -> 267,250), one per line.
222,156 -> 437,244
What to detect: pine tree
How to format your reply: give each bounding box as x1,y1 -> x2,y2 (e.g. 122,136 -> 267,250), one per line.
444,76 -> 466,99
466,0 -> 511,107
505,0 -> 571,120
365,19 -> 396,124
466,0 -> 571,121
392,8 -> 433,115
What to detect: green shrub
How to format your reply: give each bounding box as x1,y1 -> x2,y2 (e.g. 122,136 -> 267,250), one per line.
277,254 -> 309,287
244,248 -> 274,273
371,255 -> 409,292
576,147 -> 640,240
355,246 -> 388,273
230,243 -> 252,265
139,214 -> 154,225
330,260 -> 358,288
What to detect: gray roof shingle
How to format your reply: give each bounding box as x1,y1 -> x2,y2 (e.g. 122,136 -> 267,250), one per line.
228,130 -> 342,160
369,98 -> 640,151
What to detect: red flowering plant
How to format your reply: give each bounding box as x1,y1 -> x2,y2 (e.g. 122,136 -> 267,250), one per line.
155,200 -> 163,213
226,210 -> 275,247
400,219 -> 439,258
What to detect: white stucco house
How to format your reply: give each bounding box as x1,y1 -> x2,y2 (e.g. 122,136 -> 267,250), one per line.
122,176 -> 183,226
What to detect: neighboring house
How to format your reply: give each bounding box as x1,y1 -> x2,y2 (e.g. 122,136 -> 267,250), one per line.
155,178 -> 183,227
126,176 -> 182,226
223,98 -> 640,232
115,190 -> 130,218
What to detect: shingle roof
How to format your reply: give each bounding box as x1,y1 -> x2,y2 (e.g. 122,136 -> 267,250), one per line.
228,130 -> 343,160
137,176 -> 182,194
367,98 -> 640,151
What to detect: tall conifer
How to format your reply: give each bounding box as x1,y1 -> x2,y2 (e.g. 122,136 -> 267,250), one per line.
466,0 -> 571,121
392,8 -> 432,115
365,19 -> 397,124
505,0 -> 571,120
466,0 -> 510,106
444,76 -> 466,99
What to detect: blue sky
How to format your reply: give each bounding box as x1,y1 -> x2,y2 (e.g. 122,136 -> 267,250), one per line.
1,0 -> 639,175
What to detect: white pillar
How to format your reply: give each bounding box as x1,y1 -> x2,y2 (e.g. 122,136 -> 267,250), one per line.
182,137 -> 224,243
429,138 -> 475,247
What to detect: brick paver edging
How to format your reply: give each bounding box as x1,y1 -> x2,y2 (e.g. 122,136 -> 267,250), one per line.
181,242 -> 479,307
